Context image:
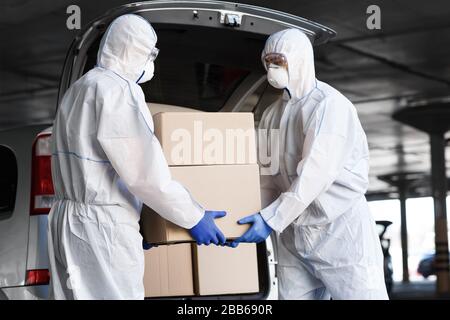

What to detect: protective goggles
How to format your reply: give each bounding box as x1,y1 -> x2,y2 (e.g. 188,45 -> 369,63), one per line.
263,53 -> 288,70
149,47 -> 159,62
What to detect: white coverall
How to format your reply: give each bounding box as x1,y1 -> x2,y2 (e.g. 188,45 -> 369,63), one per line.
258,29 -> 388,300
48,14 -> 203,299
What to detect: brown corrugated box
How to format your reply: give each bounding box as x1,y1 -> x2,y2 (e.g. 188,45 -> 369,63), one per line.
141,110 -> 261,297
140,112 -> 260,244
153,112 -> 257,166
147,103 -> 201,116
143,243 -> 260,298
140,163 -> 261,244
143,243 -> 194,297
192,243 -> 260,296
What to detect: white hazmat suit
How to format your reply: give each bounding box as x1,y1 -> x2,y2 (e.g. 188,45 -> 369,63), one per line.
48,14 -> 204,299
258,29 -> 388,300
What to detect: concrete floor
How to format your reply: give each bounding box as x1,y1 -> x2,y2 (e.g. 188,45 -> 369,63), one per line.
390,280 -> 450,300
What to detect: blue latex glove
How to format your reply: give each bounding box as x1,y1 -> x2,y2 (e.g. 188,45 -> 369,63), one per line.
143,240 -> 157,250
228,213 -> 272,248
189,210 -> 227,245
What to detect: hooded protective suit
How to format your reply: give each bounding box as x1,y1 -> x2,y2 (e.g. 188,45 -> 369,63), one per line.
258,29 -> 388,300
48,14 -> 204,300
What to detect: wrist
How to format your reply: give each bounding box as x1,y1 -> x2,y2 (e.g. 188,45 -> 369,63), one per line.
189,211 -> 205,230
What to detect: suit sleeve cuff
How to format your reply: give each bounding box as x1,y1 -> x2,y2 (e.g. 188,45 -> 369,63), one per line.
260,192 -> 307,233
260,197 -> 282,232
183,202 -> 205,229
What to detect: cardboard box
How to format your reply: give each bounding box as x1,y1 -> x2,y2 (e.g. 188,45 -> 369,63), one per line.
192,243 -> 260,295
143,244 -> 194,297
140,164 -> 261,244
153,112 -> 257,166
147,103 -> 201,116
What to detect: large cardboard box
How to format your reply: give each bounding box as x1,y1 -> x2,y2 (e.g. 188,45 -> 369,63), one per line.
141,110 -> 261,297
143,244 -> 194,297
140,164 -> 261,244
153,112 -> 257,166
192,243 -> 260,295
147,103 -> 201,115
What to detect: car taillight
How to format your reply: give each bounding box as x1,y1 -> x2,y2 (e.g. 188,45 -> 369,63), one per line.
30,133 -> 55,215
25,269 -> 50,286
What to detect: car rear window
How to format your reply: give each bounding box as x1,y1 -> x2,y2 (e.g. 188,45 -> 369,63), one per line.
0,145 -> 17,218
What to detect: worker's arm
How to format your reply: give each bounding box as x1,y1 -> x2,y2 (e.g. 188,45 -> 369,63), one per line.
260,97 -> 355,233
96,85 -> 203,229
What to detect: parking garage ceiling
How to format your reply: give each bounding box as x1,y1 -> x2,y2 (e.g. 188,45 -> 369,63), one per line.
1,0 -> 449,197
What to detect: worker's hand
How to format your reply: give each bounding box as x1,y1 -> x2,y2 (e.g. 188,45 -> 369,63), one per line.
189,210 -> 227,246
142,240 -> 157,250
228,213 -> 272,248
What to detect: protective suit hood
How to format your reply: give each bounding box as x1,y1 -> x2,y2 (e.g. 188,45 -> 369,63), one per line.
97,14 -> 157,83
262,29 -> 316,100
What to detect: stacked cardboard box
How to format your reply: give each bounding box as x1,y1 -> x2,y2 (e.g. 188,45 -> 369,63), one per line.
193,243 -> 259,295
143,243 -> 194,298
140,112 -> 260,244
141,111 -> 261,297
143,243 -> 259,297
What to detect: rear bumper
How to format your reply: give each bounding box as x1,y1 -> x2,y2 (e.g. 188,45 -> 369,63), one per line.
0,285 -> 49,300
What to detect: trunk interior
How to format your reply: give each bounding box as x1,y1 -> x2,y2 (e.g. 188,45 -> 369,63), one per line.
84,24 -> 270,110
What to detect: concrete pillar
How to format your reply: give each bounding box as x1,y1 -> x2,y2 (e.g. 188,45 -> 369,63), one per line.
430,133 -> 450,295
398,183 -> 409,282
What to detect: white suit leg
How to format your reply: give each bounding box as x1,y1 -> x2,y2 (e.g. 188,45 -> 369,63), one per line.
277,226 -> 327,300
302,199 -> 388,300
50,201 -> 144,299
278,264 -> 330,300
48,202 -> 74,300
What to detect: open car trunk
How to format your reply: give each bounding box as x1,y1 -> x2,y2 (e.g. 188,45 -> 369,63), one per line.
57,0 -> 336,300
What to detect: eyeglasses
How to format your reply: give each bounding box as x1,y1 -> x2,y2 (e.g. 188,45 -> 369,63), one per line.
149,47 -> 159,62
263,53 -> 288,70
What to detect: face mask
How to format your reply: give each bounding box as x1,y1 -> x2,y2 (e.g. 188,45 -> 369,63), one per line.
267,65 -> 289,90
137,61 -> 154,84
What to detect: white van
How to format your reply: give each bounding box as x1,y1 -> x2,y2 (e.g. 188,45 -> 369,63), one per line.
0,0 -> 335,300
